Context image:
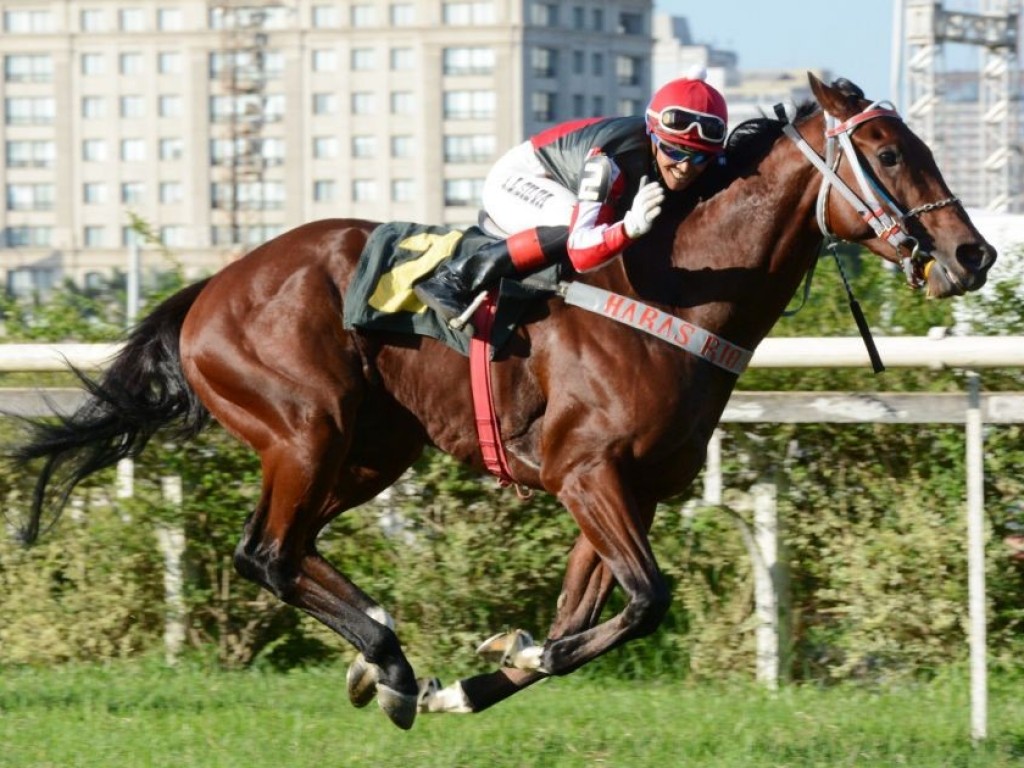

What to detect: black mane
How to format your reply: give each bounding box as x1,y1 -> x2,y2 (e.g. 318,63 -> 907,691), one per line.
689,101 -> 819,200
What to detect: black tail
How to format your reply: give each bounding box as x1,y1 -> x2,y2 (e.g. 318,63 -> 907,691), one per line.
12,278 -> 213,544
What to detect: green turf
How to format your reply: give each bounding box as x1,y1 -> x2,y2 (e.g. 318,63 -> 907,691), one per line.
1,662 -> 1021,767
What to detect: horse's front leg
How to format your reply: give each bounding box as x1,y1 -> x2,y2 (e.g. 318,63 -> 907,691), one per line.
420,473 -> 661,713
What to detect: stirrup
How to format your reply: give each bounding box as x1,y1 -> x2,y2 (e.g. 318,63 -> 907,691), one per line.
449,291 -> 489,331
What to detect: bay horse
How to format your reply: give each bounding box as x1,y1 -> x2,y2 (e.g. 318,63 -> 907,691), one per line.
14,75 -> 994,729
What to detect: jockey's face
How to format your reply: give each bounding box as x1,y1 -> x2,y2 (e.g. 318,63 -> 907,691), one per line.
652,137 -> 712,192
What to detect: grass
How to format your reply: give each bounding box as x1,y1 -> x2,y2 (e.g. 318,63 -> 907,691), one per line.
1,661 -> 1022,767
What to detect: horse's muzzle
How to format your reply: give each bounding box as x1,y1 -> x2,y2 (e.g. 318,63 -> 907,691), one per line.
927,241 -> 996,298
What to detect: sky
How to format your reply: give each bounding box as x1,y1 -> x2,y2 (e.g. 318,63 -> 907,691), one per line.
654,0 -> 900,102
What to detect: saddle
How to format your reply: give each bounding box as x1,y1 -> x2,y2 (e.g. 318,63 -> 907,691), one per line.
343,221 -> 559,357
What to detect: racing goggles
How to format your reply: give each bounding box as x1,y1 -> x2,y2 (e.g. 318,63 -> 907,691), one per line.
654,136 -> 711,166
648,106 -> 727,144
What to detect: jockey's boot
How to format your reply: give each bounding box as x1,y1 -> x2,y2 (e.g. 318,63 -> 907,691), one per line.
414,226 -> 568,323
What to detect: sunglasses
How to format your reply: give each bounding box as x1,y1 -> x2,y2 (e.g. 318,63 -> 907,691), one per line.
654,137 -> 711,166
647,106 -> 727,144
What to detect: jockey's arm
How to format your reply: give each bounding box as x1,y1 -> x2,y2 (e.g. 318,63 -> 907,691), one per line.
565,154 -> 663,273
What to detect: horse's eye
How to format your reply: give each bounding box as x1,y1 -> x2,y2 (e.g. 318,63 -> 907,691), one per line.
878,149 -> 900,167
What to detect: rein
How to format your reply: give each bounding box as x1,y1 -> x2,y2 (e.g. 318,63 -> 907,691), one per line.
780,101 -> 960,289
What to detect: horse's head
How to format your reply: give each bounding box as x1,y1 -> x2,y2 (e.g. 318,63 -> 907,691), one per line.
806,73 -> 996,298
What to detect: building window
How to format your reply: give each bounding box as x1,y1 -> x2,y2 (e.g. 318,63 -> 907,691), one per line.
160,226 -> 184,247
159,137 -> 183,160
351,5 -> 377,26
591,52 -> 603,77
81,96 -> 106,119
313,92 -> 338,115
157,8 -> 182,30
4,97 -> 55,125
572,50 -> 584,76
391,135 -> 413,158
6,140 -> 55,168
352,179 -> 377,202
159,182 -> 183,204
158,95 -> 182,118
390,91 -> 415,115
312,5 -> 339,27
313,136 -> 339,159
351,48 -> 376,71
261,138 -> 285,165
390,4 -> 415,26
83,182 -> 108,204
313,180 -> 337,202
81,53 -> 106,75
4,9 -> 54,32
351,135 -> 376,158
120,95 -> 145,118
351,92 -> 375,114
442,2 -> 495,25
532,91 -> 555,122
80,9 -> 106,31
4,54 -> 53,83
120,52 -> 143,76
616,55 -> 641,87
442,47 -> 494,76
83,226 -> 106,247
390,47 -> 414,71
530,3 -> 558,26
391,179 -> 415,202
6,183 -> 54,211
82,139 -> 107,162
312,49 -> 337,72
443,134 -> 495,163
121,181 -> 145,204
5,226 -> 52,247
157,52 -> 182,74
443,178 -> 484,207
443,90 -> 495,120
532,48 -> 557,78
591,8 -> 604,31
572,94 -> 585,117
121,139 -> 146,162
618,98 -> 641,116
122,227 -> 141,247
591,95 -> 604,116
120,8 -> 145,31
618,12 -> 643,35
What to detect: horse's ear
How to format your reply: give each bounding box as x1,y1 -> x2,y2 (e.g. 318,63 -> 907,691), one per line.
807,72 -> 858,120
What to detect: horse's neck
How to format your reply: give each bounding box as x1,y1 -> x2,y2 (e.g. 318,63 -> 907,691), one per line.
657,132 -> 825,347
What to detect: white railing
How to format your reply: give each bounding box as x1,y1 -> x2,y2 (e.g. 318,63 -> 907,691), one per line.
4,338 -> 1023,741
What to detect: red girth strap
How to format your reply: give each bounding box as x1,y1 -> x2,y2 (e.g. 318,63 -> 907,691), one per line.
469,293 -> 518,487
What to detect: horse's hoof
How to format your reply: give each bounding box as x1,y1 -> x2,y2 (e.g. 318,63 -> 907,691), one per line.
417,679 -> 473,713
476,629 -> 537,668
377,684 -> 418,730
476,629 -> 533,665
346,653 -> 379,708
416,677 -> 442,711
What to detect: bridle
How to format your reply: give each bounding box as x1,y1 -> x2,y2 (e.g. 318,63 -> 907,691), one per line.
781,100 -> 961,288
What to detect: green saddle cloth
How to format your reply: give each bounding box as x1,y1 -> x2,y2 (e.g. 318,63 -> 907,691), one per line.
343,221 -> 559,357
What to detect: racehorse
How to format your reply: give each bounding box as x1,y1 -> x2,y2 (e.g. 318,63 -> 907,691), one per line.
14,75 -> 994,729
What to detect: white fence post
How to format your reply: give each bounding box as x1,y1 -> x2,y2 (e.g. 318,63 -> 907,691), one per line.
752,482 -> 789,689
157,475 -> 186,665
965,372 -> 987,741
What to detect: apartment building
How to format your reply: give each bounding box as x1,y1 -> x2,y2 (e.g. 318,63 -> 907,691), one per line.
0,0 -> 653,292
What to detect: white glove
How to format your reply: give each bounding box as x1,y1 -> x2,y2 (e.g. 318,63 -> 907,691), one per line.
622,176 -> 665,239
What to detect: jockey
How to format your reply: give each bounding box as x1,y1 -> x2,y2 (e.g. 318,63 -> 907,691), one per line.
414,67 -> 729,323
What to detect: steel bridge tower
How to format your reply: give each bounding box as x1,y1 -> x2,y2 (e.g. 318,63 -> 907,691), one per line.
903,0 -> 1021,212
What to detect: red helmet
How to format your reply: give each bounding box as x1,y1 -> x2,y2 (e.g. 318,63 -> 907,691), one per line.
646,72 -> 728,154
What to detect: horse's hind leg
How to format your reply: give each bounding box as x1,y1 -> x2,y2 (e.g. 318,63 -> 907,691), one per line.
232,423 -> 425,728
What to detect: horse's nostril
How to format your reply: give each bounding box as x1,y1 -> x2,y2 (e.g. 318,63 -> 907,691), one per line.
956,242 -> 996,273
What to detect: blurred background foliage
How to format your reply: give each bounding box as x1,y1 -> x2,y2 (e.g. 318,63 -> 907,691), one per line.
1,248 -> 1022,683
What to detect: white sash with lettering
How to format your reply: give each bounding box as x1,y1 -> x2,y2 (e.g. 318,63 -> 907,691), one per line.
560,281 -> 752,376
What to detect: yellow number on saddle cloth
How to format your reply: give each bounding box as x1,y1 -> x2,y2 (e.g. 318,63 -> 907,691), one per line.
368,230 -> 465,314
